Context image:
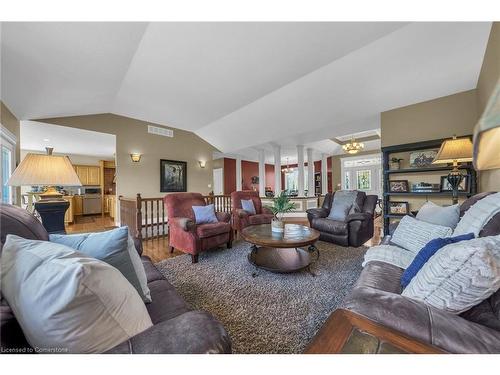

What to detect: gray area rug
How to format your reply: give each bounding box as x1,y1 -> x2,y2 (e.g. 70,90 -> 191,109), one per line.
155,240 -> 366,353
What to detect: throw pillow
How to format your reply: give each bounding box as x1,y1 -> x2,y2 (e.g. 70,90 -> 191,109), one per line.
454,192 -> 500,236
192,204 -> 218,224
390,215 -> 453,254
1,235 -> 153,353
402,234 -> 500,314
241,199 -> 256,215
400,232 -> 475,288
328,190 -> 359,221
50,226 -> 151,303
416,201 -> 460,229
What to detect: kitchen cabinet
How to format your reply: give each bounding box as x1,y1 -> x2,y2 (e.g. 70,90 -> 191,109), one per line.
74,195 -> 83,216
63,196 -> 74,224
74,165 -> 101,186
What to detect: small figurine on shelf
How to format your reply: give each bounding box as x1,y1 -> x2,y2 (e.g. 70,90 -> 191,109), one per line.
390,157 -> 403,170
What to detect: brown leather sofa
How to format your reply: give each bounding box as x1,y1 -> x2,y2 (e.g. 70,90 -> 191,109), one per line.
306,191 -> 378,247
231,190 -> 274,235
0,203 -> 232,353
342,192 -> 500,353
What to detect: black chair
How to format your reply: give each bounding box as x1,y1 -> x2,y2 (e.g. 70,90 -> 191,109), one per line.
306,191 -> 378,247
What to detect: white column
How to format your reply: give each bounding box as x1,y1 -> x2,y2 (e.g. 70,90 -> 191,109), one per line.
273,144 -> 281,194
297,145 -> 305,197
258,149 -> 265,197
321,153 -> 328,196
236,155 -> 242,191
307,148 -> 314,196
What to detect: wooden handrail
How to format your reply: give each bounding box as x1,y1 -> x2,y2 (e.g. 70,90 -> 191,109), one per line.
119,194 -> 232,242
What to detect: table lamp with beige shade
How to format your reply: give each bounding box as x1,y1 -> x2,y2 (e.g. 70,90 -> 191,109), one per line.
8,147 -> 82,233
432,136 -> 473,204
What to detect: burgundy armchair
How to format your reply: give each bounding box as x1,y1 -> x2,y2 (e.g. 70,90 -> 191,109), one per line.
164,193 -> 233,263
231,190 -> 274,235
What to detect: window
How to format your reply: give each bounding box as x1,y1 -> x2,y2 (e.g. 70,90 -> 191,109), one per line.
344,171 -> 350,190
2,146 -> 12,203
356,170 -> 371,191
284,168 -> 308,192
1,125 -> 17,204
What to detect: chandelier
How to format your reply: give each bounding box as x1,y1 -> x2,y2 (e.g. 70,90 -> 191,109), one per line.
342,138 -> 364,154
282,158 -> 293,173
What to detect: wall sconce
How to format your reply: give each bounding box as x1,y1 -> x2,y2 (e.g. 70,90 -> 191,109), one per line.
130,153 -> 142,163
198,160 -> 206,168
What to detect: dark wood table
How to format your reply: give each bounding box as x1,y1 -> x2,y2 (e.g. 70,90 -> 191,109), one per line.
240,223 -> 320,273
305,309 -> 445,354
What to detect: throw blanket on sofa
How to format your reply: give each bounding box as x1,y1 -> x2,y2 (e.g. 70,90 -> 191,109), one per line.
362,245 -> 416,269
454,192 -> 500,236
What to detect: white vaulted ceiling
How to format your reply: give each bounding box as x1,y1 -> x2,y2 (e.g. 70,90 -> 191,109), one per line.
1,22 -> 492,154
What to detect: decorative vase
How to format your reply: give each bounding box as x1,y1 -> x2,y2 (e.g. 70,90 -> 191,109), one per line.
271,218 -> 284,233
389,161 -> 400,170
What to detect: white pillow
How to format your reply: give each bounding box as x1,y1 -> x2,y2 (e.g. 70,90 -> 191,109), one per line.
1,235 -> 153,353
402,235 -> 500,314
391,215 -> 452,254
416,201 -> 460,229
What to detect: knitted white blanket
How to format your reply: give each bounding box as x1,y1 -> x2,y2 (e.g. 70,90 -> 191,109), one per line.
454,192 -> 500,236
362,244 -> 416,269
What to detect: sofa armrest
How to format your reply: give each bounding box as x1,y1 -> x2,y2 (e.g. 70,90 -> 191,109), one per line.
216,212 -> 231,223
261,206 -> 273,215
106,311 -> 232,354
235,208 -> 250,218
169,217 -> 196,232
344,287 -> 500,353
346,212 -> 372,223
306,208 -> 328,219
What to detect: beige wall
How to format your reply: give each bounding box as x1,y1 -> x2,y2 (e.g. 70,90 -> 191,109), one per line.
477,22 -> 500,192
1,101 -> 21,204
381,89 -> 478,148
38,114 -> 218,199
380,22 -> 500,194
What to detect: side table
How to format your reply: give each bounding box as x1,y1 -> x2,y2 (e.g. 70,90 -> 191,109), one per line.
304,309 -> 445,354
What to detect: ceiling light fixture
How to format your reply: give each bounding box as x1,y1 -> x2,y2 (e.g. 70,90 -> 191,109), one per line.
282,158 -> 293,173
342,138 -> 364,154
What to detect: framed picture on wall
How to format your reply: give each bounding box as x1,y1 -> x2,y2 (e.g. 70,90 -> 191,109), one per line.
389,201 -> 409,215
160,159 -> 187,192
440,175 -> 470,193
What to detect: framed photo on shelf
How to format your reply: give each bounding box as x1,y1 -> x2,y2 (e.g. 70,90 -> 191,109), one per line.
409,149 -> 438,168
160,159 -> 187,192
389,180 -> 409,193
440,175 -> 470,193
389,201 -> 410,215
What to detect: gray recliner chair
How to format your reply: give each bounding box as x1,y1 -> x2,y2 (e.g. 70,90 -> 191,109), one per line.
306,191 -> 378,247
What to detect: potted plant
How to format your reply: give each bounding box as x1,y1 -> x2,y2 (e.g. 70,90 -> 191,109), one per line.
266,191 -> 296,233
390,157 -> 403,170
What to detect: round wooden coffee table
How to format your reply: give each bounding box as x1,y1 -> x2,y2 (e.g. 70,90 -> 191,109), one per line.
241,224 -> 320,274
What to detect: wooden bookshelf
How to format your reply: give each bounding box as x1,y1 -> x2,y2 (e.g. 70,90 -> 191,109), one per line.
382,137 -> 477,236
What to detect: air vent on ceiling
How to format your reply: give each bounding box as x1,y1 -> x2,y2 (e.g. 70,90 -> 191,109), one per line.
148,125 -> 173,138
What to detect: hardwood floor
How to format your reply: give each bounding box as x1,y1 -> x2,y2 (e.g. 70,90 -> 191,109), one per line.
65,214 -> 116,234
